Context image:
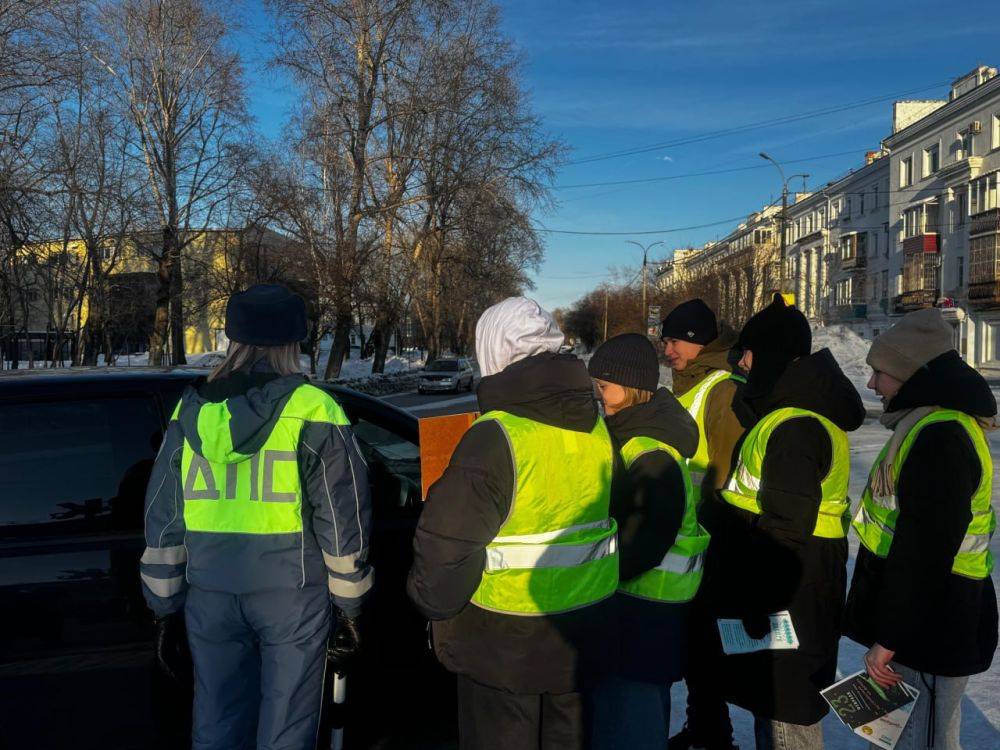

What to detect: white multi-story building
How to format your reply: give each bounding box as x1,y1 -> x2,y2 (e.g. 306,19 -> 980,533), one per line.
884,65 -> 1000,373
654,205 -> 781,328
656,65 -> 1000,373
785,153 -> 892,339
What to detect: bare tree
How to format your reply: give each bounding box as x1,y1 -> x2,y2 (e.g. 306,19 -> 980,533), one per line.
92,0 -> 247,365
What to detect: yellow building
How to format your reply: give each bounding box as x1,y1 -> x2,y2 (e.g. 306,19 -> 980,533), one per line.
13,228 -> 308,359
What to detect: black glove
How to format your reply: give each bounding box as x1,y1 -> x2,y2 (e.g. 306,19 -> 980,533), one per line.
327,609 -> 363,674
742,613 -> 771,640
154,612 -> 189,683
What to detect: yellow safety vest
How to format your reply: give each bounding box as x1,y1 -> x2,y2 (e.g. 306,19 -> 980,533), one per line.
721,407 -> 851,539
853,409 -> 995,579
470,410 -> 618,615
617,436 -> 710,603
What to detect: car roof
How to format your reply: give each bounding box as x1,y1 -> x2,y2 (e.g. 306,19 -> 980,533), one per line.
0,367 -> 415,431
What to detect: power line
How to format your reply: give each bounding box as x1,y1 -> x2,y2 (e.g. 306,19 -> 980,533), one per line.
532,214 -> 753,236
554,149 -> 864,190
565,80 -> 952,166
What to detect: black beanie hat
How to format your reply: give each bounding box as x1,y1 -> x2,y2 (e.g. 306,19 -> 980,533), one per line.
738,294 -> 811,399
660,298 -> 718,345
225,284 -> 308,346
588,333 -> 660,393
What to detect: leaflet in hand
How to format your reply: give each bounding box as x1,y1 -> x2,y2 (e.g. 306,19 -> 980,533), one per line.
821,670 -> 919,750
716,611 -> 799,655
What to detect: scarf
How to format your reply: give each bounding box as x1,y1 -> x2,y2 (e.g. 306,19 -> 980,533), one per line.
872,406 -> 999,498
870,406 -> 938,499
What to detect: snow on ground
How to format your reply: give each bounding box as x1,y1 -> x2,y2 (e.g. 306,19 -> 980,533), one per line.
4,345 -> 426,380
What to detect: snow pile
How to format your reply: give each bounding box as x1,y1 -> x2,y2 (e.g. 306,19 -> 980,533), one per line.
812,324 -> 881,413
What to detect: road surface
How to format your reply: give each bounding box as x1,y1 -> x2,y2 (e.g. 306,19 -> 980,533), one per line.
381,385 -> 480,418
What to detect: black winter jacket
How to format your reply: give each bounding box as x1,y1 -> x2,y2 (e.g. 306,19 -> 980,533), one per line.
605,388 -> 699,684
844,350 -> 998,677
406,353 -> 621,694
700,348 -> 866,724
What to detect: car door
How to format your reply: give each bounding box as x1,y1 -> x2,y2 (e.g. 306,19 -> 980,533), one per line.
0,385 -> 181,749
316,388 -> 456,748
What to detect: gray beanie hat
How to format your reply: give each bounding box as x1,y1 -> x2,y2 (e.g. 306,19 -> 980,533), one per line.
867,308 -> 954,383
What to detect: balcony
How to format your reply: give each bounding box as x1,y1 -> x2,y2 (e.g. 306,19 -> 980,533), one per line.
893,289 -> 938,314
968,279 -> 1000,308
901,233 -> 939,255
970,207 -> 1000,238
840,253 -> 867,271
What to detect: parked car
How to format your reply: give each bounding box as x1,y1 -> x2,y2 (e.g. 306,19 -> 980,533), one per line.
0,368 -> 455,749
417,358 -> 475,394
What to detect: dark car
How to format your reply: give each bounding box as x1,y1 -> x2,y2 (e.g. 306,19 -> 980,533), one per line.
417,359 -> 475,394
0,368 -> 455,749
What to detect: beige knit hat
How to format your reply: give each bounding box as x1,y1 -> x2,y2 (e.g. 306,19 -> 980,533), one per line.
867,308 -> 954,382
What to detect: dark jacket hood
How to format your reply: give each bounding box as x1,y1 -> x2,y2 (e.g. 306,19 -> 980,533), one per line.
476,352 -> 599,432
672,324 -> 740,396
887,350 -> 997,418
605,387 -> 698,459
745,348 -> 865,432
178,373 -> 307,463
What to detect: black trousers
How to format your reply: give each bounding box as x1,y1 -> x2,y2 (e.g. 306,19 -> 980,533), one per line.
682,602 -> 734,743
457,675 -> 589,750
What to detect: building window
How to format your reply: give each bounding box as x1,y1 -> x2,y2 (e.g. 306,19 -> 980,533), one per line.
957,130 -> 975,160
882,270 -> 889,299
873,328 -> 880,338
846,197 -> 853,217
883,222 -> 890,258
923,144 -> 940,176
970,173 -> 999,214
872,273 -> 879,300
957,256 -> 965,287
993,113 -> 1000,151
860,192 -> 866,214
873,184 -> 879,209
900,156 -> 914,187
954,192 -> 967,227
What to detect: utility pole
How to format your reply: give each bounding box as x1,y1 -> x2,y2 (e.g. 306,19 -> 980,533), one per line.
627,240 -> 664,330
603,288 -> 609,341
759,152 -> 809,295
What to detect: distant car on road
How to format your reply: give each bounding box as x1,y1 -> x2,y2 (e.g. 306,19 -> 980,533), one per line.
0,367 -> 455,749
417,358 -> 475,394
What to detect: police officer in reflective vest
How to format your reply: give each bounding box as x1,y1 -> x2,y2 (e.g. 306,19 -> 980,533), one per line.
705,295 -> 865,749
140,284 -> 373,750
586,333 -> 703,749
661,299 -> 745,750
844,309 -> 997,750
407,297 -> 618,750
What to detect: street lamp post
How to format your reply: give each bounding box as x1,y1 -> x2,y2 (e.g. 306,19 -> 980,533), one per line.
759,152 -> 808,293
627,240 -> 664,331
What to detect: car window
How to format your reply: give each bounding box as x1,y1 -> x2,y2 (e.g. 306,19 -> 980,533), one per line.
427,360 -> 459,371
0,396 -> 162,540
350,417 -> 421,509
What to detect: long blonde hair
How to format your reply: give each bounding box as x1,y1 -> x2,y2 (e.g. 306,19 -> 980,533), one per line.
208,341 -> 302,381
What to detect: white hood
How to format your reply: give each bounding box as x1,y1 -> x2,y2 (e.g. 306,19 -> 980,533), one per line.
475,297 -> 565,378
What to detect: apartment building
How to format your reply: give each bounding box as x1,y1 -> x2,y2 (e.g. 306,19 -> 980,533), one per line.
654,205 -> 781,327
884,65 -> 1000,373
785,153 -> 892,339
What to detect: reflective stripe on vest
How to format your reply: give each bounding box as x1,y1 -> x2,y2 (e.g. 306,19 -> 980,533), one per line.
721,407 -> 851,539
677,370 -> 746,499
617,436 -> 711,603
178,384 -> 350,535
470,411 -> 618,616
852,409 -> 995,580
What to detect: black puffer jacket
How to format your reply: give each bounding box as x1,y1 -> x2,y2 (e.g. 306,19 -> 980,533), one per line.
605,388 -> 699,684
844,350 -> 998,677
406,353 -> 620,694
701,348 -> 866,724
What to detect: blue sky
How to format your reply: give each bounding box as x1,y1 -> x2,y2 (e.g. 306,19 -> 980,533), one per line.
237,0 -> 1000,311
